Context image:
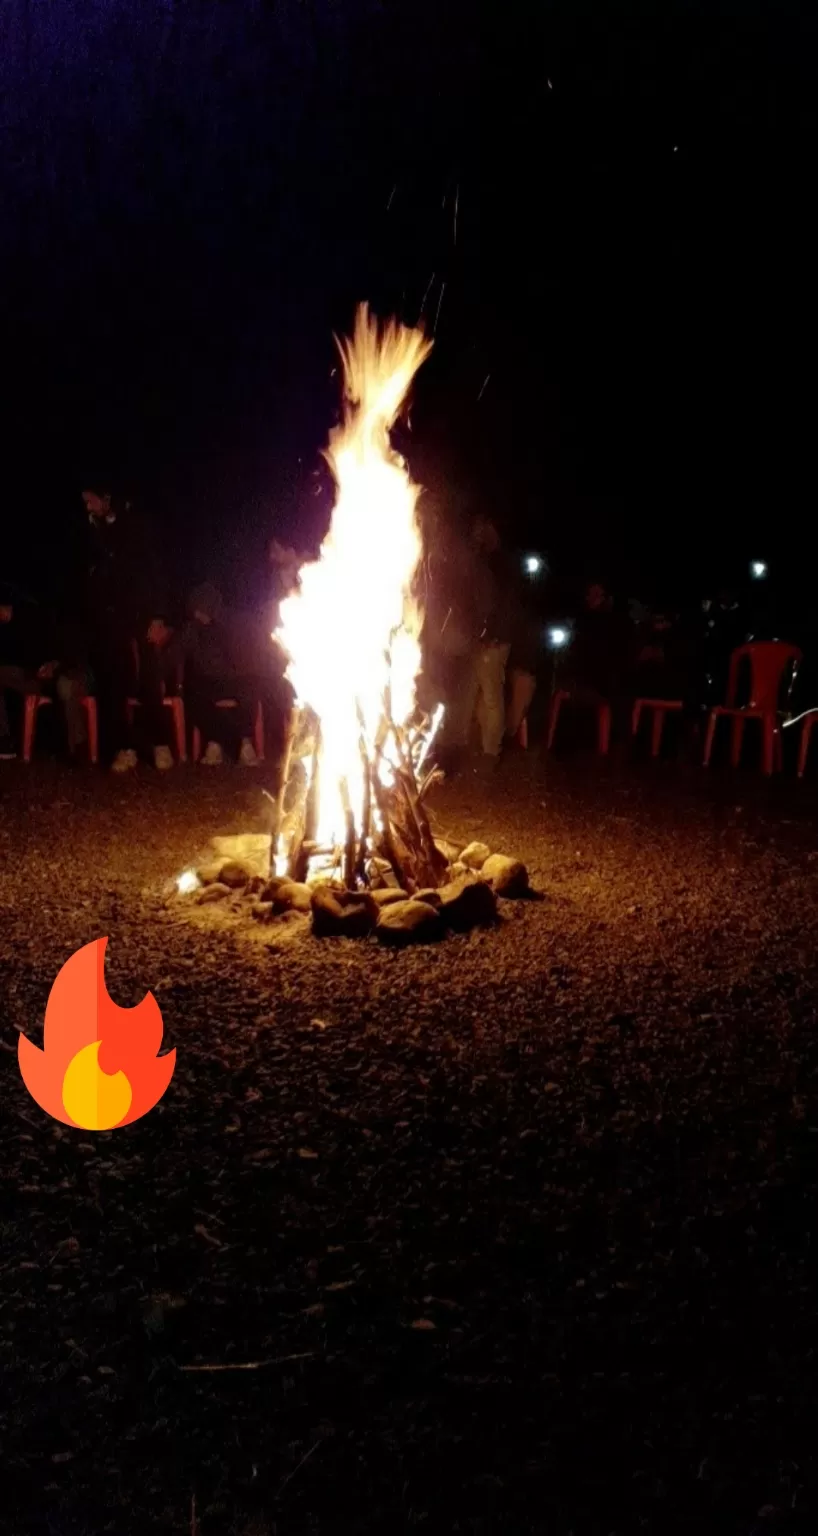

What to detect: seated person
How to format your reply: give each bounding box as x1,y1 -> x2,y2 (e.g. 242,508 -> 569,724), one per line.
1,584 -> 91,760
111,616 -> 183,773
178,584 -> 260,765
630,602 -> 690,702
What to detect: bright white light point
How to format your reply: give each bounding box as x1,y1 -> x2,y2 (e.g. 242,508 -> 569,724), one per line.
177,869 -> 200,895
549,627 -> 569,648
751,560 -> 768,579
525,554 -> 543,576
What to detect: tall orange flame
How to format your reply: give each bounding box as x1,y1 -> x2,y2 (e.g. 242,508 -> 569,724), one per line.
275,305 -> 432,857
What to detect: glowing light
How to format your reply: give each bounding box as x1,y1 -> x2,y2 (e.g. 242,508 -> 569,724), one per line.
275,305 -> 434,852
751,560 -> 768,580
548,626 -> 570,649
524,554 -> 544,576
176,869 -> 200,895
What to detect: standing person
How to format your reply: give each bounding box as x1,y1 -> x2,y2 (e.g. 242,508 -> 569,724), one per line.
80,484 -> 172,770
178,583 -> 260,765
445,515 -> 515,771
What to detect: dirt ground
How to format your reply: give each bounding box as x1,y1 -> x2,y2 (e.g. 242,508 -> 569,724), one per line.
4,752 -> 818,1536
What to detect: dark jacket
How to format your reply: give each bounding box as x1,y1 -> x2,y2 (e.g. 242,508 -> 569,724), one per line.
85,506 -> 167,636
177,617 -> 238,681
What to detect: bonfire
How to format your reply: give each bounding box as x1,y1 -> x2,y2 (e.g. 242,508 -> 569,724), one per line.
174,306 -> 531,942
269,304 -> 448,893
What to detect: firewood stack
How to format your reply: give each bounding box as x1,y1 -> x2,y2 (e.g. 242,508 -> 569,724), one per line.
268,701 -> 449,893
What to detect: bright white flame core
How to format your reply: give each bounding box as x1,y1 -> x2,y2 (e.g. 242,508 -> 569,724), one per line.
751,560 -> 768,580
525,554 -> 543,576
177,869 -> 200,895
549,626 -> 569,649
276,306 -> 433,851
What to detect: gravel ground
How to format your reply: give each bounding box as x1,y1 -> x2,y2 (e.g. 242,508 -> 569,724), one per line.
4,753 -> 818,1536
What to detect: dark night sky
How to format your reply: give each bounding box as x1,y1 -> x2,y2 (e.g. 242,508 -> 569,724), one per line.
2,1 -> 817,608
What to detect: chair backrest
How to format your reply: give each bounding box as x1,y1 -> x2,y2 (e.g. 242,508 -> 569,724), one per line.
726,641 -> 802,712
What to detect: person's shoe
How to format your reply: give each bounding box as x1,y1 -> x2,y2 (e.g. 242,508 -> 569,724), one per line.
0,736 -> 17,761
239,737 -> 260,767
153,744 -> 174,772
201,741 -> 224,766
111,748 -> 138,773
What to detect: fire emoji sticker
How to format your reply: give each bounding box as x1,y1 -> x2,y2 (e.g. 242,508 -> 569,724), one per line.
17,937 -> 175,1130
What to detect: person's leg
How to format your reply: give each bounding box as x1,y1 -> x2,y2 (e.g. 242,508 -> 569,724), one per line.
93,631 -> 137,763
131,643 -> 174,759
477,643 -> 510,756
506,667 -> 537,739
444,652 -> 481,751
55,670 -> 88,755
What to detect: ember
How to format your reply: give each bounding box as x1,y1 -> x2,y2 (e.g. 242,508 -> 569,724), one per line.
270,304 -> 448,893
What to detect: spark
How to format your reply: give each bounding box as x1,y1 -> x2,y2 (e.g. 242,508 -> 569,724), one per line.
415,703 -> 445,775
433,280 -> 446,335
419,270 -> 436,319
453,182 -> 459,245
477,373 -> 491,401
783,708 -> 818,730
386,183 -> 397,211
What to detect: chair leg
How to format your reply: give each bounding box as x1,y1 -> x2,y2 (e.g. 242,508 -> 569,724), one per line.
798,720 -> 812,778
254,701 -> 265,760
546,693 -> 563,751
631,701 -> 642,737
22,695 -> 39,762
172,698 -> 187,762
650,708 -> 664,758
85,699 -> 99,764
192,726 -> 201,763
762,715 -> 775,776
515,716 -> 528,749
730,716 -> 744,768
598,704 -> 612,755
703,710 -> 718,767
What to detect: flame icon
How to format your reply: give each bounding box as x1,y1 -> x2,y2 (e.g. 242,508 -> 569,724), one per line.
17,937 -> 175,1130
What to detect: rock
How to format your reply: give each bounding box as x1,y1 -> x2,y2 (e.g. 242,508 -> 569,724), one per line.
414,888 -> 442,908
370,887 -> 410,907
460,841 -> 491,871
244,875 -> 266,897
217,860 -> 255,889
250,901 -> 274,922
481,854 -> 529,898
451,861 -> 469,878
210,833 -> 271,878
196,861 -> 225,886
311,886 -> 377,938
376,899 -> 444,945
260,876 -> 288,902
272,881 -> 313,913
437,875 -> 497,931
196,883 -> 232,905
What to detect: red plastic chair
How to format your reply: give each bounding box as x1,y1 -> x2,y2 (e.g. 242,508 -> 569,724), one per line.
547,689 -> 611,755
23,693 -> 99,763
703,641 -> 802,775
192,699 -> 265,762
631,697 -> 684,757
